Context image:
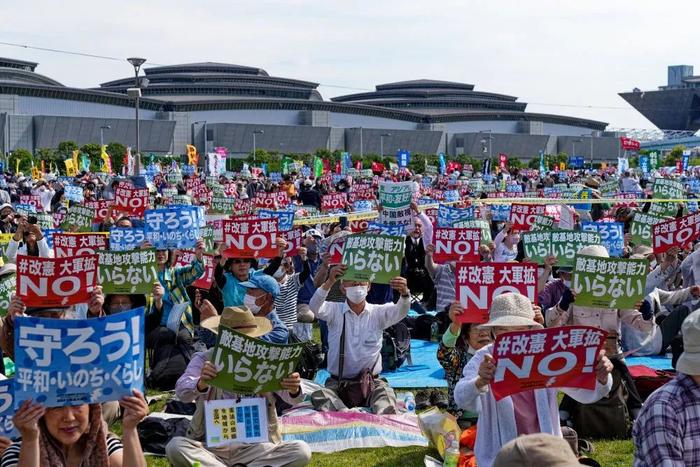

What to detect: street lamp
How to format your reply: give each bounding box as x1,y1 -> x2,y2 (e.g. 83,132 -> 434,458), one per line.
252,129 -> 264,163
127,57 -> 146,174
479,130 -> 494,166
99,125 -> 111,147
380,133 -> 391,158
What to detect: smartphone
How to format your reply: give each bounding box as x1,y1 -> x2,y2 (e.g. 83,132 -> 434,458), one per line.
339,216 -> 348,229
27,216 -> 37,225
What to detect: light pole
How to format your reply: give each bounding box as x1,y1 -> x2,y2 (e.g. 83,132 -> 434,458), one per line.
380,133 -> 391,158
193,121 -> 208,173
252,129 -> 264,163
127,57 -> 146,174
99,125 -> 111,147
479,130 -> 494,166
571,138 -> 583,166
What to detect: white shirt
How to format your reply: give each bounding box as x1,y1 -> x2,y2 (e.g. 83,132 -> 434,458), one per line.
309,288 -> 410,378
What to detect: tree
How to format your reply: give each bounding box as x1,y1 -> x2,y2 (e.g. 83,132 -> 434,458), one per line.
56,141 -> 79,157
10,148 -> 34,174
663,145 -> 685,167
106,142 -> 127,174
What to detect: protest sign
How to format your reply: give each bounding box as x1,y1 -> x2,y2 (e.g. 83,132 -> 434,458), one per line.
84,200 -> 113,223
652,212 -> 700,254
174,251 -> 214,289
98,249 -> 158,295
282,228 -> 303,257
449,219 -> 492,243
16,255 -> 98,307
109,227 -> 146,251
321,193 -> 348,211
433,228 -> 481,263
145,205 -> 205,249
0,273 -> 15,317
456,263 -> 537,323
488,204 -> 511,222
114,181 -> 149,217
376,205 -> 413,227
378,181 -> 415,209
349,218 -> 369,232
209,325 -> 304,395
630,212 -> 666,247
572,254 -> 647,309
259,209 -> 295,232
64,185 -> 84,203
366,222 -> 405,236
201,225 -> 215,253
61,205 -> 95,232
42,229 -> 62,250
53,233 -> 109,258
341,234 -> 404,284
649,178 -> 683,217
33,212 -> 53,231
570,188 -> 592,211
437,204 -> 475,228
209,195 -> 237,215
581,221 -> 624,257
205,398 -> 268,446
509,204 -> 546,231
19,195 -> 43,212
530,215 -> 556,231
490,326 -> 607,401
0,379 -> 16,437
253,191 -> 289,209
14,307 -> 144,407
223,218 -> 279,259
15,204 -> 36,216
522,230 -> 601,266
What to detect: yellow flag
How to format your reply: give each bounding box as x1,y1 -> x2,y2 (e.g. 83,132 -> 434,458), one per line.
186,144 -> 198,166
100,145 -> 112,173
559,162 -> 566,170
65,159 -> 76,177
72,149 -> 79,172
15,159 -> 19,174
31,167 -> 41,180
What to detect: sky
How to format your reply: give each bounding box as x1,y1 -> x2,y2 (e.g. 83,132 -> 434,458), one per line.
3,0 -> 699,130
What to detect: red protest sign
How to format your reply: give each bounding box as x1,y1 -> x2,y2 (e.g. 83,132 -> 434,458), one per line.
620,136 -> 640,151
223,218 -> 279,259
53,233 -> 109,258
509,204 -> 546,231
432,228 -> 480,263
175,251 -> 214,289
19,195 -> 43,212
283,228 -> 303,257
253,192 -> 289,209
491,326 -> 607,401
85,200 -> 113,223
16,254 -> 98,307
322,193 -> 348,211
348,189 -> 375,203
456,262 -> 538,323
190,183 -> 212,206
350,219 -> 369,233
114,181 -> 148,217
652,212 -> 700,254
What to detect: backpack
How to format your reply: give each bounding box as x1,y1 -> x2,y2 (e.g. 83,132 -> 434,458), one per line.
137,416 -> 190,455
381,322 -> 412,371
289,332 -> 324,380
570,369 -> 631,439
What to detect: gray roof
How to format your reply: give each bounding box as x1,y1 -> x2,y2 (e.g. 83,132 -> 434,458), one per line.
0,57 -> 38,71
376,79 -> 475,91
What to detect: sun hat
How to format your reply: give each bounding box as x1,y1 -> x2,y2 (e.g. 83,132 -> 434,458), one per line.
305,228 -> 323,239
493,433 -> 580,467
631,244 -> 654,258
479,292 -> 543,329
584,176 -> 601,189
578,244 -> 609,258
239,273 -> 280,299
676,309 -> 700,375
200,306 -> 272,338
0,261 -> 16,277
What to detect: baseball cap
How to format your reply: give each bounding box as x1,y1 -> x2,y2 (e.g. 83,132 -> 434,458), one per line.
239,273 -> 280,299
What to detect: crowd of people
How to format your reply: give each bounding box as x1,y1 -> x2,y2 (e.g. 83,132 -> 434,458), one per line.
0,158 -> 695,467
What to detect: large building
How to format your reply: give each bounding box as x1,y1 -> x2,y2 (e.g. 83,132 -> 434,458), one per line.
1,56 -> 621,161
620,65 -> 700,132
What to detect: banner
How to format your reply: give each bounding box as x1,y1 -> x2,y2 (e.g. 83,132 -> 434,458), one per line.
144,205 -> 205,249
114,181 -> 149,217
509,204 -> 546,231
620,136 -> 641,151
109,227 -> 146,251
433,228 -> 481,263
572,254 -> 647,309
652,212 -> 700,254
341,234 -> 404,284
522,230 -> 601,266
61,205 -> 95,232
456,262 -> 537,323
366,222 -> 405,236
378,181 -> 415,209
490,326 -> 607,400
630,212 -> 666,247
321,193 -> 348,212
209,325 -> 304,395
16,255 -> 99,307
581,221 -> 624,257
97,249 -> 158,295
259,209 -> 295,232
14,307 -> 144,407
223,218 -> 279,259
53,233 -> 109,258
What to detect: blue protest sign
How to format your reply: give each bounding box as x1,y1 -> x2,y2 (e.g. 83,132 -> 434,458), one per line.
397,149 -> 410,168
145,205 -> 205,249
366,222 -> 406,236
182,165 -> 196,176
689,180 -> 700,194
417,198 -> 437,205
332,174 -> 342,184
109,227 -> 146,251
14,307 -> 145,408
438,204 -> 475,227
688,200 -> 699,213
258,209 -> 295,232
581,221 -> 624,257
43,228 -> 63,249
300,166 -> 311,178
539,151 -> 545,174
639,155 -> 649,175
269,172 -> 282,183
64,185 -> 84,203
0,379 -> 17,437
571,188 -> 592,211
490,204 -> 511,221
682,153 -> 690,172
444,190 -> 460,202
506,184 -> 523,193
353,200 -> 373,212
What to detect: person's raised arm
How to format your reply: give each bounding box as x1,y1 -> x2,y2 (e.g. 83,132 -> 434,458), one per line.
424,244 -> 437,277
12,400 -> 44,467
116,389 -> 148,467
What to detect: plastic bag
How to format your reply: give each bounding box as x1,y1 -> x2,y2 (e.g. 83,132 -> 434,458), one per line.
417,407 -> 461,459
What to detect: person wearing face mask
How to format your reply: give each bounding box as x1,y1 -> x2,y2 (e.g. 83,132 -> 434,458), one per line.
273,248 -> 310,330
0,204 -> 16,234
239,273 -> 289,344
308,264 -> 410,413
294,229 -> 324,323
537,256 -> 571,313
493,222 -> 520,262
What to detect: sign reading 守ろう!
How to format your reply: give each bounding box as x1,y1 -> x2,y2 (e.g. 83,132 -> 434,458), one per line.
16,255 -> 98,307
13,307 -> 145,408
109,227 -> 146,251
340,234 -> 404,284
144,205 -> 205,249
223,218 -> 279,259
0,379 -> 17,437
521,230 -> 601,267
97,249 -> 158,295
572,254 -> 648,309
581,222 -> 624,257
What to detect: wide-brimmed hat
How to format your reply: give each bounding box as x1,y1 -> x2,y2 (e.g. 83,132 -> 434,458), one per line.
676,309 -> 700,375
632,244 -> 654,258
479,292 -> 543,329
200,306 -> 272,338
0,261 -> 16,277
578,244 -> 609,258
494,433 -> 580,467
584,176 -> 601,189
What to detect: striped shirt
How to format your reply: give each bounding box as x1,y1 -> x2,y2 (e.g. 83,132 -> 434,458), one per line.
434,263 -> 456,312
154,258 -> 205,335
274,272 -> 302,329
1,433 -> 123,467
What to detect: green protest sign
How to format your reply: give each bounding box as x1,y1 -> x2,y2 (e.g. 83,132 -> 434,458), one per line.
209,325 -> 304,395
522,230 -> 601,266
97,249 -> 159,295
209,196 -> 236,214
201,225 -> 216,253
649,178 -> 684,216
341,234 -> 404,284
630,212 -> 666,246
35,212 -> 54,231
452,219 -> 492,243
600,179 -> 619,196
0,273 -> 15,317
530,215 -> 555,231
572,254 -> 648,309
61,205 -> 95,232
425,165 -> 438,175
378,181 -> 415,209
167,172 -> 183,185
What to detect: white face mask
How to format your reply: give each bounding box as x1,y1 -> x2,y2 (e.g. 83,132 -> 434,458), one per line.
345,286 -> 368,304
563,279 -> 571,288
243,294 -> 262,313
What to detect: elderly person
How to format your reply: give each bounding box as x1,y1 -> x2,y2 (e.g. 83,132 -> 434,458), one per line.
239,273 -> 289,344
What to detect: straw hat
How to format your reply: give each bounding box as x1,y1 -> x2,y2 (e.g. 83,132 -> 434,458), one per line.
200,306 -> 272,338
578,244 -> 609,258
479,292 -> 543,329
494,433 -> 580,467
584,176 -> 601,189
676,310 -> 700,375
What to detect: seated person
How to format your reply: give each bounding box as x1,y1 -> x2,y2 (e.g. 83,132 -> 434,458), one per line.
239,273 -> 289,344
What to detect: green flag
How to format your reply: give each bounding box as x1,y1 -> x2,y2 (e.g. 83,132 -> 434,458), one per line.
314,157 -> 323,178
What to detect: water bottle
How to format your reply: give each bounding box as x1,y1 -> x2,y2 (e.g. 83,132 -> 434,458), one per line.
430,322 -> 440,342
443,446 -> 460,467
404,392 -> 415,412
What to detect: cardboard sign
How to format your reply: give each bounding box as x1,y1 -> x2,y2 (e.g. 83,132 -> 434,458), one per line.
114,181 -> 149,217
0,273 -> 15,318
14,307 -> 144,407
282,228 -> 303,257
433,228 -> 481,263
437,204 -> 476,228
53,233 -> 109,258
209,325 -> 304,395
98,249 -> 159,295
144,205 -> 205,249
652,212 -> 700,254
84,200 -> 113,223
174,251 -> 214,289
456,262 -> 538,323
0,379 -> 17,437
259,209 -> 295,232
581,221 -> 624,257
109,227 -> 146,251
205,398 -> 269,447
491,326 -> 607,401
321,193 -> 348,212
341,234 -> 404,284
366,222 -> 405,236
223,218 -> 279,259
61,205 -> 95,232
572,254 -> 648,309
16,255 -> 98,307
630,212 -> 666,247
378,181 -> 415,209
509,204 -> 546,231
522,230 -> 601,266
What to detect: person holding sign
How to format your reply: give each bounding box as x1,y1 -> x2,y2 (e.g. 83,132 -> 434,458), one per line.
493,222 -> 520,262
239,274 -> 289,344
5,218 -> 52,262
454,293 -> 613,467
308,264 -> 410,414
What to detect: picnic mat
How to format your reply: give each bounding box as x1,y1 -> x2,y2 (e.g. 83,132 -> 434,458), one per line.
314,339 -> 447,388
626,355 -> 673,370
280,409 -> 428,453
